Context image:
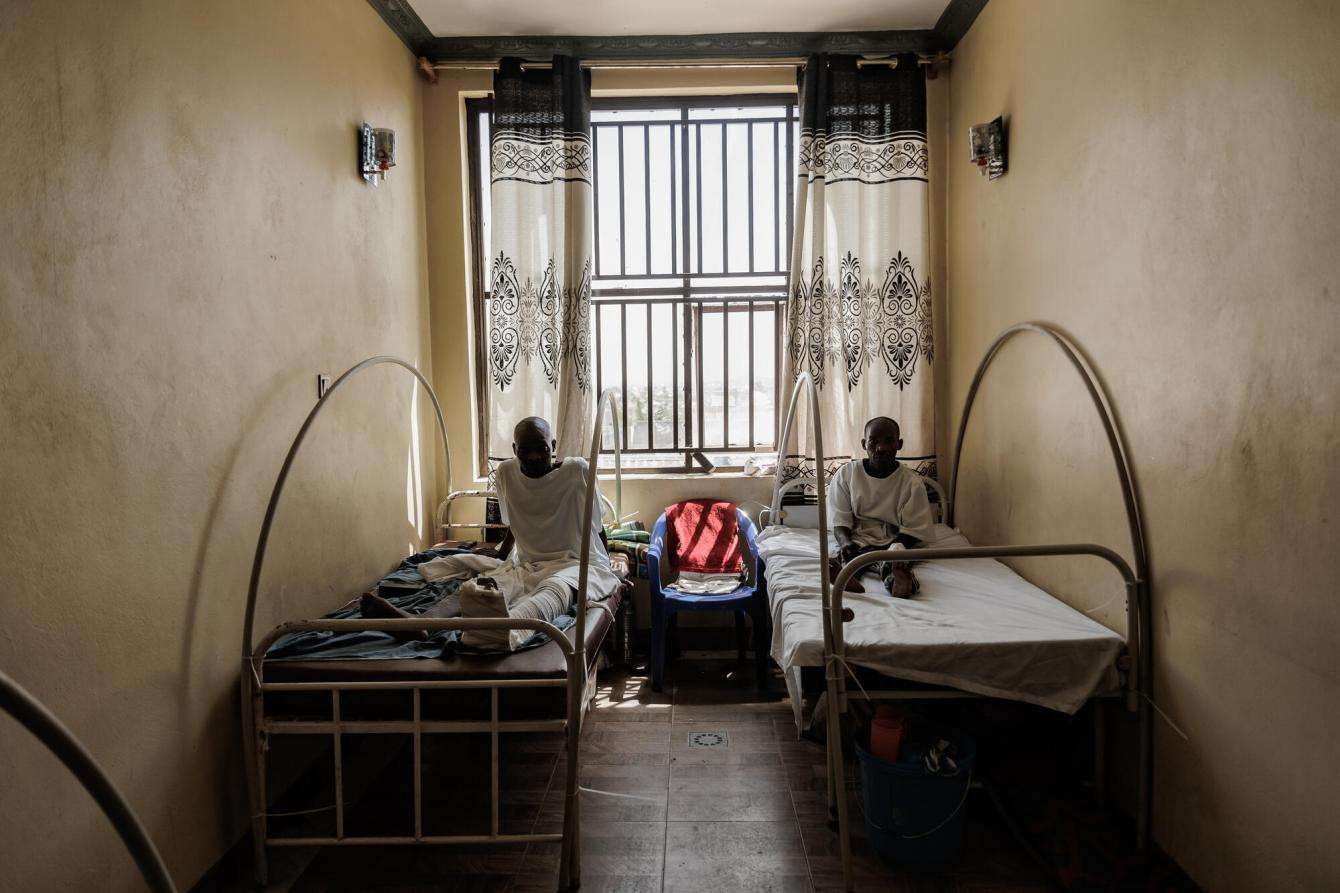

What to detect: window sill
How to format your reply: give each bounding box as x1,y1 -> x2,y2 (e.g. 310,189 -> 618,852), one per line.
470,469 -> 773,485
609,470 -> 773,483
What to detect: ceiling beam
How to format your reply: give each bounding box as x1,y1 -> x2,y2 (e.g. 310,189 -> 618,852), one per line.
367,0 -> 990,62
367,0 -> 434,56
933,0 -> 989,50
420,30 -> 939,61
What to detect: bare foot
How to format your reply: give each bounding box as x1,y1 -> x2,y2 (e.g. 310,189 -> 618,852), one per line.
883,565 -> 920,599
359,592 -> 428,641
829,558 -> 864,593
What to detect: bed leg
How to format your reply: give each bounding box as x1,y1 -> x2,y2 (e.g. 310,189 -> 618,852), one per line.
824,712 -> 837,827
1137,696 -> 1152,854
1093,699 -> 1107,809
559,658 -> 584,890
240,668 -> 269,886
825,680 -> 854,891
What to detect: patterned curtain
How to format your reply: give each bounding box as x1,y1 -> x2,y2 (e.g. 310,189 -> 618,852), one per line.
487,56 -> 593,465
781,54 -> 935,482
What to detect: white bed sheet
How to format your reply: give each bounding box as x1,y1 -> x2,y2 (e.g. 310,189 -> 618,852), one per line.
757,524 -> 1123,715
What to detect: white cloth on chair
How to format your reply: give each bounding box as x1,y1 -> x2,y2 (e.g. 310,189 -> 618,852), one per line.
666,571 -> 745,595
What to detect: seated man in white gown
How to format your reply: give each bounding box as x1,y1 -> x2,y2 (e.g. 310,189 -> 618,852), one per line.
361,416 -> 621,650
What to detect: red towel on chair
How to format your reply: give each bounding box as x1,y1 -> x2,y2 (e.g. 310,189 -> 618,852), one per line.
665,499 -> 743,574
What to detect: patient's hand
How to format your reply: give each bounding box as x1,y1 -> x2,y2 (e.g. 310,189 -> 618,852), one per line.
839,543 -> 862,564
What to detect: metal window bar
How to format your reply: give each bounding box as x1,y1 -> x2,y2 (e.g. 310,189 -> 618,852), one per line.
746,123 -> 754,274
643,124 -> 652,277
721,300 -> 730,448
617,126 -> 626,276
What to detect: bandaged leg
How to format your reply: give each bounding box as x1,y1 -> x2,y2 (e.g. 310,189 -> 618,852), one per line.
459,573 -> 574,651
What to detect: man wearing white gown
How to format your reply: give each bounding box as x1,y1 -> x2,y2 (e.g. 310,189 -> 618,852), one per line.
362,416 -> 619,650
827,416 -> 936,598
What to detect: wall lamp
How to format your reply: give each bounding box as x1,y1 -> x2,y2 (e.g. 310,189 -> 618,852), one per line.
969,116 -> 1006,180
359,123 -> 396,185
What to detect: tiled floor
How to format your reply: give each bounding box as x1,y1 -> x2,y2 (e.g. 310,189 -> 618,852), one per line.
260,660 -> 1189,892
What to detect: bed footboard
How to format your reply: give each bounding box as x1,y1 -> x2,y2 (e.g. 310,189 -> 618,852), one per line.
242,615 -> 586,886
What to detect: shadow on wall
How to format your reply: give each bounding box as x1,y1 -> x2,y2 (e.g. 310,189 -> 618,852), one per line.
175,370 -> 293,838
174,363 -> 436,841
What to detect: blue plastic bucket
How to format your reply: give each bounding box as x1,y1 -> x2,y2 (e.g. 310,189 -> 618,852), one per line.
855,719 -> 976,867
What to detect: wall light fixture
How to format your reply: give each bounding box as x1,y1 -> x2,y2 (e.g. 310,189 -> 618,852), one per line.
359,123 -> 396,185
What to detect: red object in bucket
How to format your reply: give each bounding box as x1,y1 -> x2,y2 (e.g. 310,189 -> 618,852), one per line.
870,706 -> 907,763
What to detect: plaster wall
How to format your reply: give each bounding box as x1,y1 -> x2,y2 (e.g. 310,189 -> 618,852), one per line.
943,1 -> 1340,888
0,2 -> 434,889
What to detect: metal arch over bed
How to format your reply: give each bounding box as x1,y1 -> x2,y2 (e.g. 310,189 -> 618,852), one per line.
769,323 -> 1153,892
0,669 -> 176,892
240,354 -> 622,890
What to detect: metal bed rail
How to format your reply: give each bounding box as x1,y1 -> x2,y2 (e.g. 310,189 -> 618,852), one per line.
773,322 -> 1153,892
823,543 -> 1145,891
437,488 -> 507,536
238,354 -> 623,891
437,487 -> 619,538
248,616 -> 585,862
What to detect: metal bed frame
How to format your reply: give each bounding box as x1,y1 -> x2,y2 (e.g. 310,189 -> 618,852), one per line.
240,355 -> 623,889
766,323 -> 1152,891
437,487 -> 618,543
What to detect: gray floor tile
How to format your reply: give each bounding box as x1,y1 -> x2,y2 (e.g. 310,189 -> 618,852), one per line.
668,788 -> 798,821
664,820 -> 812,891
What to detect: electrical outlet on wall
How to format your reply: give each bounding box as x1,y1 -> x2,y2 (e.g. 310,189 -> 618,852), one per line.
317,374 -> 332,399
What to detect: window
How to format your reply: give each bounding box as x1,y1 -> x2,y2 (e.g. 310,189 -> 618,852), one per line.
468,95 -> 799,472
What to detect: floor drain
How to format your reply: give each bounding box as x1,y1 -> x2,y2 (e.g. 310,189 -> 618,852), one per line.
687,730 -> 729,748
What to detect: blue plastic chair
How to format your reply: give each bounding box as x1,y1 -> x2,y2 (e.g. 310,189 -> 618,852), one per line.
647,506 -> 768,692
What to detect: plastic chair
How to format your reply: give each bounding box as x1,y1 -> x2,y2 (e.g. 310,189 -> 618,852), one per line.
647,506 -> 768,692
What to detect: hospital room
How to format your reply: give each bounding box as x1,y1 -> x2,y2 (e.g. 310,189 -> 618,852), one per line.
2,0 -> 1338,890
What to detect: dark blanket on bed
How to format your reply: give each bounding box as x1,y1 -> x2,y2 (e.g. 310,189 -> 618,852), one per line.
265,548 -> 575,661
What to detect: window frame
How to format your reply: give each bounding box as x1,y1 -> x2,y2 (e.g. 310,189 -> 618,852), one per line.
466,93 -> 798,475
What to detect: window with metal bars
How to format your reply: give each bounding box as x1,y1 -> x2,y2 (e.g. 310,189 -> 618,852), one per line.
467,94 -> 798,473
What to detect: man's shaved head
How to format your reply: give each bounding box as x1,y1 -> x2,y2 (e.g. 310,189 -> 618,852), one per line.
861,416 -> 903,475
514,416 -> 553,443
864,416 -> 901,440
513,416 -> 557,478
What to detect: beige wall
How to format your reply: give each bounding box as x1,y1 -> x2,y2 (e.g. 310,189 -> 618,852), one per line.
0,2 -> 434,890
422,65 -> 949,538
943,1 -> 1340,888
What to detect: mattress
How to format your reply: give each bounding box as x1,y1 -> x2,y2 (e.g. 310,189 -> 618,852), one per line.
263,587 -> 623,684
757,524 -> 1123,714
